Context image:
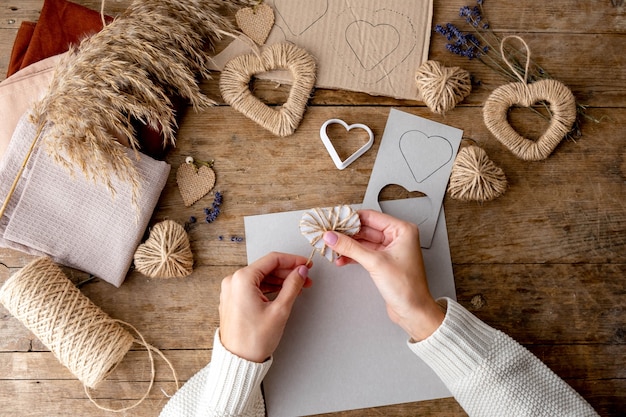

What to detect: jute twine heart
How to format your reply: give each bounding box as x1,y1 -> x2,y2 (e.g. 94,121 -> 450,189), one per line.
415,60 -> 471,115
236,3 -> 275,45
483,36 -> 576,161
134,220 -> 193,278
300,205 -> 360,263
448,144 -> 507,202
219,42 -> 317,137
176,159 -> 216,207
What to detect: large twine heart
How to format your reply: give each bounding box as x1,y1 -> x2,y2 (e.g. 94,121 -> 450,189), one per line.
134,220 -> 193,278
483,36 -> 576,161
219,42 -> 316,137
176,161 -> 216,207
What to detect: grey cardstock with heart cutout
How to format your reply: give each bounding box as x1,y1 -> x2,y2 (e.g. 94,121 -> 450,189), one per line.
362,108 -> 462,248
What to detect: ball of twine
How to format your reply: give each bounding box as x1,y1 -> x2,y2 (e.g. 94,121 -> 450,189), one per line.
415,60 -> 472,115
134,220 -> 193,278
0,257 -> 178,412
448,144 -> 507,202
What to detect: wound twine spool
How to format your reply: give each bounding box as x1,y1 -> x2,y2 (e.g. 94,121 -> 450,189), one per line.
483,36 -> 577,161
299,205 -> 361,265
134,220 -> 194,278
415,60 -> 472,115
0,257 -> 178,412
448,144 -> 507,202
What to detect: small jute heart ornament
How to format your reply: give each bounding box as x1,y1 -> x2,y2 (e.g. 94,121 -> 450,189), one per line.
176,158 -> 216,207
236,2 -> 275,45
134,220 -> 193,278
219,42 -> 317,137
448,144 -> 507,202
415,60 -> 471,115
300,205 -> 360,264
483,36 -> 576,161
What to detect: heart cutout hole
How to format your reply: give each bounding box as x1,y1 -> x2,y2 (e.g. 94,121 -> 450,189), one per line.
378,184 -> 426,201
507,104 -> 552,142
377,184 -> 430,226
326,122 -> 373,161
248,77 -> 292,105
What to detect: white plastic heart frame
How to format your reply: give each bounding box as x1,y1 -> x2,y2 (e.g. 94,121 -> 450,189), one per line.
319,119 -> 374,170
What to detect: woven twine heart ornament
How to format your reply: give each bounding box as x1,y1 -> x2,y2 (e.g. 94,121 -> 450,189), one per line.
483,36 -> 576,161
134,220 -> 193,278
176,158 -> 216,207
300,205 -> 360,263
235,3 -> 275,45
448,144 -> 507,202
219,42 -> 317,137
415,60 -> 471,115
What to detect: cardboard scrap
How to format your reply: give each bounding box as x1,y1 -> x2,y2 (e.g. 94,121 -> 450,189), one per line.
212,0 -> 433,100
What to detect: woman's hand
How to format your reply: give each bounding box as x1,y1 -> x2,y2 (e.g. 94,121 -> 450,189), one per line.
219,252 -> 312,363
323,210 -> 444,341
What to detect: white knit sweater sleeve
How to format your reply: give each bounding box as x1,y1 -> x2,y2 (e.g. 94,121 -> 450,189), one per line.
408,297 -> 599,417
159,329 -> 270,417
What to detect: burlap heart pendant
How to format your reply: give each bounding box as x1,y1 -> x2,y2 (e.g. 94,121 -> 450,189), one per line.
236,3 -> 275,45
176,160 -> 216,207
219,43 -> 317,137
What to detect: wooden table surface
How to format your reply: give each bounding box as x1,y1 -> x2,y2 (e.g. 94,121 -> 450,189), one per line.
1,1 -> 625,416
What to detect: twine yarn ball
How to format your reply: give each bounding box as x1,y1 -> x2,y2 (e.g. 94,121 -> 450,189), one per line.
134,220 -> 193,278
300,205 -> 360,262
0,257 -> 134,389
415,60 -> 472,115
448,145 -> 507,202
219,42 -> 316,137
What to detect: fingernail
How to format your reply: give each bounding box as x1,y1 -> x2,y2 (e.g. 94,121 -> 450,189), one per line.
297,265 -> 309,280
323,231 -> 338,246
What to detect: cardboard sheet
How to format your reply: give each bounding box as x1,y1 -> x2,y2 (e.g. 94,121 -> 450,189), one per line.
244,201 -> 455,417
363,109 -> 463,248
212,0 -> 434,100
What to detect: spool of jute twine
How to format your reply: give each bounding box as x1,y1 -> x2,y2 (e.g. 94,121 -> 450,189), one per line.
415,60 -> 472,115
483,36 -> 576,161
0,257 -> 178,412
134,220 -> 194,278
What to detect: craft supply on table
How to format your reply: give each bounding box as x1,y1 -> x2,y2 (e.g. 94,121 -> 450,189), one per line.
235,1 -> 275,45
483,36 -> 576,161
134,220 -> 193,278
0,257 -> 178,412
299,205 -> 361,264
415,60 -> 471,115
319,119 -> 374,170
219,42 -> 317,137
448,143 -> 507,202
176,156 -> 216,207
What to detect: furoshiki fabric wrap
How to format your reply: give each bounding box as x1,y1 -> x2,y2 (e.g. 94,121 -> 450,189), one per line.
0,114 -> 170,287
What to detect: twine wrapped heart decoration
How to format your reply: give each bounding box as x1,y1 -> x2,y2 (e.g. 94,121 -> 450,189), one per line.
300,205 -> 360,264
134,220 -> 193,278
448,143 -> 507,202
415,60 -> 472,115
483,36 -> 577,161
219,42 -> 317,137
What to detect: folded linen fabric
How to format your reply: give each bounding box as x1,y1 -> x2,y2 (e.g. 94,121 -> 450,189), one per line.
0,114 -> 170,287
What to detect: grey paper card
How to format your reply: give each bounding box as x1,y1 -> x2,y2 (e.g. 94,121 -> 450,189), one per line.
362,108 -> 463,248
244,201 -> 456,417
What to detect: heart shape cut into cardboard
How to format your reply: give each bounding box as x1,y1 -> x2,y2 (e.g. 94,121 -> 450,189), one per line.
320,119 -> 374,170
483,78 -> 576,161
176,162 -> 216,207
219,43 -> 316,137
399,130 -> 453,183
235,3 -> 275,45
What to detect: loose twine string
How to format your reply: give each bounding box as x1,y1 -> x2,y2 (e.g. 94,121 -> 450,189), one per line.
300,206 -> 360,266
0,257 -> 179,412
483,36 -> 577,161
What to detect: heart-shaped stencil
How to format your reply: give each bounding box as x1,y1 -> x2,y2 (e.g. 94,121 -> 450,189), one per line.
236,3 -> 275,45
346,21 -> 400,70
274,0 -> 328,36
219,43 -> 316,137
320,119 -> 374,170
399,130 -> 454,183
176,162 -> 216,207
483,78 -> 576,161
299,205 -> 360,262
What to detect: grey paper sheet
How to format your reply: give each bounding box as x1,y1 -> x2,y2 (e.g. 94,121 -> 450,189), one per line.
244,200 -> 456,417
362,108 -> 462,248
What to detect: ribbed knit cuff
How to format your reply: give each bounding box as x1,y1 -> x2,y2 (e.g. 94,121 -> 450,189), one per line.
407,297 -> 496,387
201,329 -> 273,415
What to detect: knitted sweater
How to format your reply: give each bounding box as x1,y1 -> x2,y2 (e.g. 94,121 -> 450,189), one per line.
159,298 -> 599,417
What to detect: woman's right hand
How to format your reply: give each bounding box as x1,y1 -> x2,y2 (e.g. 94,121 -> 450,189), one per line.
322,209 -> 444,341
